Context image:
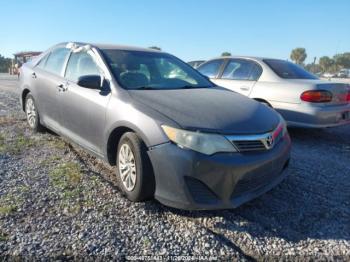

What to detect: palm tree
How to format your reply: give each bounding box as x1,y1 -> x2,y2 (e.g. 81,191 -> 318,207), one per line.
149,46 -> 161,51
221,52 -> 232,57
290,48 -> 307,65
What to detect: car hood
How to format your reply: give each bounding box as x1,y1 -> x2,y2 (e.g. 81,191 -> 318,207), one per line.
128,87 -> 279,135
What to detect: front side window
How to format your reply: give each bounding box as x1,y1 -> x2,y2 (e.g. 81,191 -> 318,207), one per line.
44,48 -> 70,75
221,59 -> 262,81
197,60 -> 223,78
101,49 -> 213,90
264,59 -> 318,79
65,51 -> 101,82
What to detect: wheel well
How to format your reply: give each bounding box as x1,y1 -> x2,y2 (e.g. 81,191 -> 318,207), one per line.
22,89 -> 30,111
253,98 -> 272,107
107,126 -> 134,165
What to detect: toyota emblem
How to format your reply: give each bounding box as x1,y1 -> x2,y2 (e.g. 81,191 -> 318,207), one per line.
266,135 -> 274,148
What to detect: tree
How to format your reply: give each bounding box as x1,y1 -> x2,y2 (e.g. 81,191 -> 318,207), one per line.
0,54 -> 11,73
334,52 -> 350,68
319,56 -> 334,72
221,52 -> 232,56
305,63 -> 322,74
290,48 -> 307,65
149,46 -> 161,51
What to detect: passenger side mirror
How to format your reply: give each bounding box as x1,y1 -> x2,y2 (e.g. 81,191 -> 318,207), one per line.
77,75 -> 101,89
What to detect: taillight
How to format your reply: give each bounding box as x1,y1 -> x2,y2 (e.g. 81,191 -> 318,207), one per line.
347,86 -> 350,102
300,90 -> 332,103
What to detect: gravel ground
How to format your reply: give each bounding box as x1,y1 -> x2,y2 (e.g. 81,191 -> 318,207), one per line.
0,74 -> 349,260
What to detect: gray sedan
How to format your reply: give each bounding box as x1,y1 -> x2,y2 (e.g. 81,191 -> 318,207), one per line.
19,42 -> 291,210
197,56 -> 350,128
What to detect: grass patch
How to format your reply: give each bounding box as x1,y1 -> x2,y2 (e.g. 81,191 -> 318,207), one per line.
0,133 -> 37,155
49,162 -> 82,190
49,162 -> 86,215
48,139 -> 67,150
0,134 -> 5,153
40,155 -> 61,166
0,231 -> 9,242
0,205 -> 17,215
0,193 -> 23,216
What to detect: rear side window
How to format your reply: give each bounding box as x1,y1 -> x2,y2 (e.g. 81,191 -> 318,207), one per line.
197,60 -> 223,78
221,59 -> 262,81
36,54 -> 50,69
264,59 -> 318,79
44,48 -> 70,76
65,51 -> 101,82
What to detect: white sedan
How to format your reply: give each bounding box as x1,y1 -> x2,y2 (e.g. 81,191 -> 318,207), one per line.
197,56 -> 350,128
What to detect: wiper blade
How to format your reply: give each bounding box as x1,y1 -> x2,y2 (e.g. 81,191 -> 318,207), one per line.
178,85 -> 213,89
132,86 -> 158,90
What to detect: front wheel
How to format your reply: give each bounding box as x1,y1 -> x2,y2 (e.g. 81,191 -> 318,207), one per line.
116,132 -> 155,202
25,94 -> 44,132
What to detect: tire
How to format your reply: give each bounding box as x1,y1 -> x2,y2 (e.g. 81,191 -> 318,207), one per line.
25,94 -> 45,132
116,132 -> 155,201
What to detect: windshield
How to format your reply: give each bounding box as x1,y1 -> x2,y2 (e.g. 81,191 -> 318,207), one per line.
264,59 -> 318,80
101,49 -> 214,90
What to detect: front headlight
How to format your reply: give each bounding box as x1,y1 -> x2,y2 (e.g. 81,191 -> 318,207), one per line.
161,125 -> 237,155
278,114 -> 288,137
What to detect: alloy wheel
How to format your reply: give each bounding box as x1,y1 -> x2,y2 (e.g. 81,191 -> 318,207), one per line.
118,143 -> 137,191
26,98 -> 37,128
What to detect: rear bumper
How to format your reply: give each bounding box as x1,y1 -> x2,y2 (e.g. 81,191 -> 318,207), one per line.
148,134 -> 291,210
273,102 -> 350,128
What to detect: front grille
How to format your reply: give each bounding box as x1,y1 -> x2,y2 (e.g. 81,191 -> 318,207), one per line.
226,123 -> 285,153
232,170 -> 279,197
234,140 -> 266,152
231,159 -> 289,198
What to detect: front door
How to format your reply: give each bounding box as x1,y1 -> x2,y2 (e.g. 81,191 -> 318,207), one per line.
58,50 -> 111,155
212,59 -> 262,97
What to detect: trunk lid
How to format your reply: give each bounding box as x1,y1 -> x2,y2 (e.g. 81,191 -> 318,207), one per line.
316,82 -> 350,106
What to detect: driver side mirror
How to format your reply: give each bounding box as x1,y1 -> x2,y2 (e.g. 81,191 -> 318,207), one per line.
77,75 -> 101,89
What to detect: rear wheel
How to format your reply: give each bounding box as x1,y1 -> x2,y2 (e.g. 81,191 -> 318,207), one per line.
116,132 -> 155,201
25,94 -> 44,132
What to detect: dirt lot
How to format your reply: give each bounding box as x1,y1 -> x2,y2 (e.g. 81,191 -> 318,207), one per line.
0,74 -> 349,260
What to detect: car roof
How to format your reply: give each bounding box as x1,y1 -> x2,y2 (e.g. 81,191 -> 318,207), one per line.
205,56 -> 285,63
57,42 -> 162,53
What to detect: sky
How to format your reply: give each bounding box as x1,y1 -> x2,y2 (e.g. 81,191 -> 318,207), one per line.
0,0 -> 349,63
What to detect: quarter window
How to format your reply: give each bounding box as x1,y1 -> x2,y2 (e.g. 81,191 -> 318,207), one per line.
221,59 -> 262,81
65,52 -> 101,82
197,60 -> 223,78
36,54 -> 49,69
44,48 -> 70,75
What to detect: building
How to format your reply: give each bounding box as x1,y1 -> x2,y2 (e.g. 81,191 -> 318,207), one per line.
10,51 -> 42,75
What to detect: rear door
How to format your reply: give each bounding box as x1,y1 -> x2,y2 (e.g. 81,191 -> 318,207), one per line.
33,47 -> 70,129
59,49 -> 111,155
213,59 -> 262,96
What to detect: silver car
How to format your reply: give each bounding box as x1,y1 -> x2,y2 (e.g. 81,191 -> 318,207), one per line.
197,56 -> 350,128
19,43 -> 291,210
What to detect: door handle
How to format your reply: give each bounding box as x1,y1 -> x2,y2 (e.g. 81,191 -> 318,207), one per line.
57,84 -> 68,92
31,72 -> 37,79
240,86 -> 250,91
